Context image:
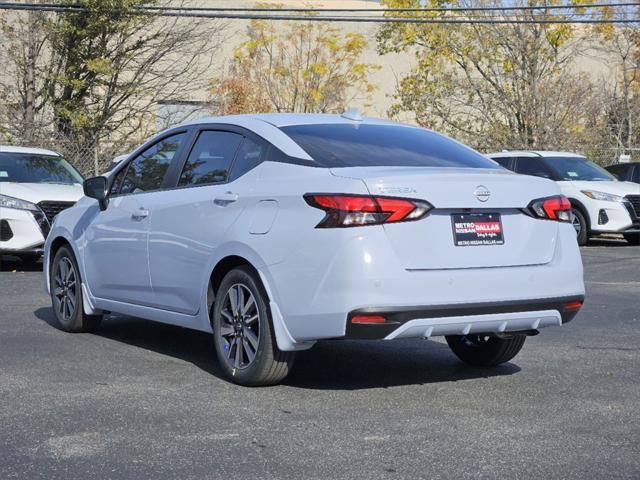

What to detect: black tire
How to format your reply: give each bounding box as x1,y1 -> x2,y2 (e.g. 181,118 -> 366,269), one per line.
17,253 -> 41,264
211,266 -> 295,386
571,208 -> 588,246
623,233 -> 640,245
445,334 -> 526,366
50,246 -> 102,333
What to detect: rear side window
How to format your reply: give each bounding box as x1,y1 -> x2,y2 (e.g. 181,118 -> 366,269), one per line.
280,124 -> 499,169
229,137 -> 265,181
514,157 -> 554,179
120,133 -> 186,194
179,131 -> 242,186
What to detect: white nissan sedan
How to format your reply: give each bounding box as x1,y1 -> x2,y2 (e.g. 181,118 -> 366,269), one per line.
43,113 -> 585,385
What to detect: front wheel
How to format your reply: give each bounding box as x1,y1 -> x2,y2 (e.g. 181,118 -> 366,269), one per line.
571,208 -> 588,246
50,246 -> 102,332
211,266 -> 296,386
445,334 -> 526,366
623,233 -> 640,245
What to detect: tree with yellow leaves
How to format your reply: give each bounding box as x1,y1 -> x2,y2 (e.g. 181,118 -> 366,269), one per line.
377,0 -> 599,151
212,5 -> 379,114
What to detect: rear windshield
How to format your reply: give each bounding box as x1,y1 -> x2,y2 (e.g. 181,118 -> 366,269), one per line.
546,156 -> 616,182
280,123 -> 499,169
0,153 -> 83,184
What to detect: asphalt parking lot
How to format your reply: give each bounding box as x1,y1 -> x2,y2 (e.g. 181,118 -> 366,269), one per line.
1,240 -> 639,479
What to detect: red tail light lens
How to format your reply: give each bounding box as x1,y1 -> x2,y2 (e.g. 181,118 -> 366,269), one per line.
304,194 -> 433,228
351,315 -> 387,324
527,195 -> 572,222
563,300 -> 583,312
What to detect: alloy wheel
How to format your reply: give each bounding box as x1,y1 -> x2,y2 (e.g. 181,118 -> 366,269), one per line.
571,211 -> 582,236
218,283 -> 260,370
53,257 -> 77,322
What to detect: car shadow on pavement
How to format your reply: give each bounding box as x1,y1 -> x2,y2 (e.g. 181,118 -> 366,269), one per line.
34,307 -> 521,390
0,255 -> 43,272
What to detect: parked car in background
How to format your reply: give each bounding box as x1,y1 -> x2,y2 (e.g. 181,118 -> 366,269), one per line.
44,114 -> 585,386
488,151 -> 640,245
0,146 -> 84,262
606,162 -> 640,184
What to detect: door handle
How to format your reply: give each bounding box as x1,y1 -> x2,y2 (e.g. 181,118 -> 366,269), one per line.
131,208 -> 149,221
214,192 -> 239,207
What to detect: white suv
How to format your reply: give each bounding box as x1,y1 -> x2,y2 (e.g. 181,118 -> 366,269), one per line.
0,146 -> 84,262
44,114 -> 585,386
488,151 -> 640,245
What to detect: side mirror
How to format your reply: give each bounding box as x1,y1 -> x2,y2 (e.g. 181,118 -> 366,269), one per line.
83,176 -> 109,211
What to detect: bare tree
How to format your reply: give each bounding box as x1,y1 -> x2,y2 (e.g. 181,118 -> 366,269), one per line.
0,1 -> 227,174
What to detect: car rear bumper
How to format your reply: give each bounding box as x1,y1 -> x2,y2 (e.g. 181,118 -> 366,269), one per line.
267,222 -> 584,343
345,295 -> 583,340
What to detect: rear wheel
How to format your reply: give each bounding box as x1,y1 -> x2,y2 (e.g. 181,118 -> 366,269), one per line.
445,334 -> 526,366
571,208 -> 588,246
212,266 -> 295,386
623,233 -> 640,245
50,246 -> 102,332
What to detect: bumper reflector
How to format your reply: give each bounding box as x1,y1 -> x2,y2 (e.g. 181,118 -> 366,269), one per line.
351,315 -> 387,324
563,300 -> 583,312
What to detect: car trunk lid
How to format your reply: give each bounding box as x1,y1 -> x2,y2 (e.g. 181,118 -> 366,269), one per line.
331,167 -> 562,270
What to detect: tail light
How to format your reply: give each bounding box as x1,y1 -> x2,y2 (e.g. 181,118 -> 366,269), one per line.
526,195 -> 572,223
304,194 -> 432,228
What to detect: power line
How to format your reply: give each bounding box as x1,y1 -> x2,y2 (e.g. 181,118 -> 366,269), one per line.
0,2 -> 636,24
136,2 -> 639,13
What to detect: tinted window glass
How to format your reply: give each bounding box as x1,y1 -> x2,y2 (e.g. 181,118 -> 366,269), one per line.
515,157 -> 554,179
492,157 -> 513,169
280,124 -> 499,169
633,166 -> 640,183
545,156 -> 616,181
0,153 -> 83,184
605,164 -> 627,180
229,137 -> 264,181
120,133 -> 185,194
179,131 -> 242,186
110,167 -> 127,194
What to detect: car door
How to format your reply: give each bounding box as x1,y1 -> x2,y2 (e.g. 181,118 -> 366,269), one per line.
83,131 -> 188,305
145,128 -> 266,314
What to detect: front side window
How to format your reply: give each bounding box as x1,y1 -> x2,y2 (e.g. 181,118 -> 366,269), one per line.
491,157 -> 513,170
280,124 -> 499,169
514,158 -> 555,179
0,153 -> 83,184
120,133 -> 186,194
605,164 -> 627,180
546,156 -> 616,182
178,131 -> 242,186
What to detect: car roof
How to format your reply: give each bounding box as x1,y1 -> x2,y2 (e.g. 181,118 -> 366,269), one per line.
183,113 -> 402,129
487,151 -> 586,159
0,145 -> 61,156
177,113 -> 419,161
